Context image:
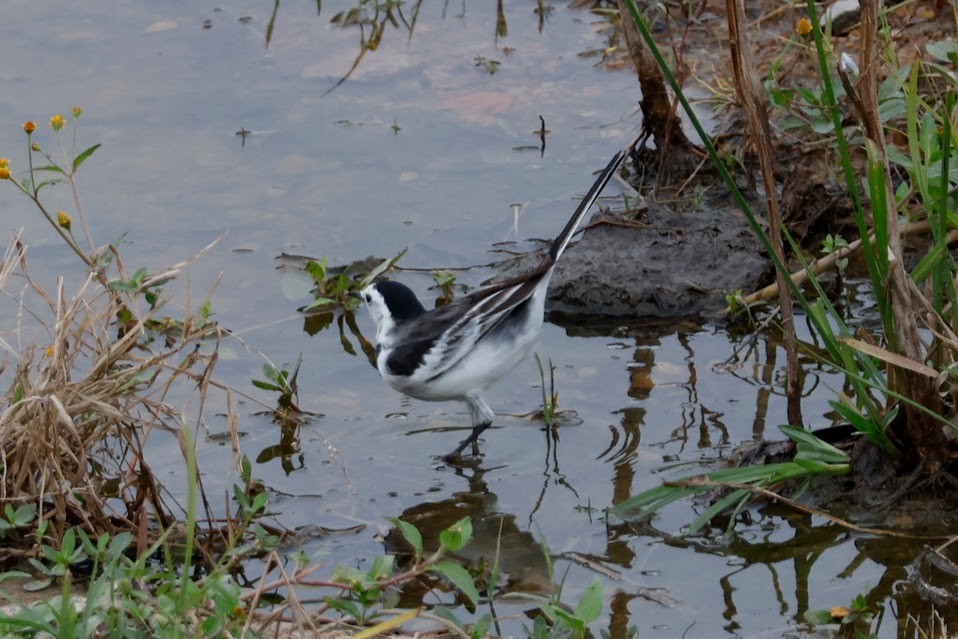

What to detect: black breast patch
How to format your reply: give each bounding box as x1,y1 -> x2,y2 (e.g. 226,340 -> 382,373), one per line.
385,337 -> 438,377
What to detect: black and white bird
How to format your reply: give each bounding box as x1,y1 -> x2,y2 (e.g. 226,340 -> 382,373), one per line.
358,151 -> 626,460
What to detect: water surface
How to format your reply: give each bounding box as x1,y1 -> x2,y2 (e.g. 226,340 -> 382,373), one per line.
0,2 -> 933,637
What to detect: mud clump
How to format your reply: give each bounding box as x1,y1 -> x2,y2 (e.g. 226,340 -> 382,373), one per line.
541,194 -> 771,318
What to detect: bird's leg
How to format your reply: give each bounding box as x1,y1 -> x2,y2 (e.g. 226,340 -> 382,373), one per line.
444,396 -> 495,461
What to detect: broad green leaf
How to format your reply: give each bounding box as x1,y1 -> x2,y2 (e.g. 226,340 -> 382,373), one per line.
386,517 -> 423,560
471,613 -> 492,639
431,606 -> 466,632
573,578 -> 603,624
430,560 -> 479,607
325,596 -> 362,620
12,503 -> 37,527
262,363 -> 281,384
367,553 -> 394,580
439,517 -> 472,552
927,40 -> 958,65
552,607 -> 586,636
73,143 -> 101,171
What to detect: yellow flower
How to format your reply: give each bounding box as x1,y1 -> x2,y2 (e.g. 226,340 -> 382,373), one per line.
22,121 -> 36,134
0,167 -> 10,180
829,605 -> 849,620
0,158 -> 8,169
45,344 -> 54,357
49,114 -> 65,131
71,105 -> 82,119
796,17 -> 813,36
57,210 -> 72,230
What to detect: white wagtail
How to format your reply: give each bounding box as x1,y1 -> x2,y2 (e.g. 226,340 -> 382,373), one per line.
358,151 -> 626,460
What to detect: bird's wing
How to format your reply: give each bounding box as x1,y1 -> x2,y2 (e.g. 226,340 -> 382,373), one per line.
385,150 -> 626,383
385,264 -> 551,382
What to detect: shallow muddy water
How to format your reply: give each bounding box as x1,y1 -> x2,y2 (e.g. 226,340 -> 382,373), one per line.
0,1 -> 949,637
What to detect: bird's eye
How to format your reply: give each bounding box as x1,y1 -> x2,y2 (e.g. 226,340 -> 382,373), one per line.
365,294 -> 372,303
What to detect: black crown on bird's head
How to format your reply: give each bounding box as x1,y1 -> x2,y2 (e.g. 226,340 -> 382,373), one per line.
374,280 -> 426,322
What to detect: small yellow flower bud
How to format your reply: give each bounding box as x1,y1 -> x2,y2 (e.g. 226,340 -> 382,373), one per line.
31,142 -> 39,152
23,121 -> 36,134
796,17 -> 813,36
71,105 -> 82,119
829,605 -> 849,620
0,167 -> 10,180
57,210 -> 72,230
45,344 -> 54,357
49,114 -> 65,131
0,158 -> 8,169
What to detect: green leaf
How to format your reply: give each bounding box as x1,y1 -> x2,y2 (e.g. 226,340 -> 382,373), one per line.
573,578 -> 603,624
330,565 -> 365,585
804,608 -> 834,624
687,488 -> 749,535
304,259 -> 327,283
22,577 -> 53,592
927,40 -> 958,65
12,503 -> 37,527
108,279 -> 138,293
431,606 -> 466,632
251,380 -> 282,392
471,613 -> 493,639
129,266 -> 148,285
367,554 -> 395,580
552,607 -> 586,636
439,517 -> 472,552
34,164 -> 65,174
386,518 -> 423,560
261,363 -> 278,383
430,560 -> 479,607
359,248 -> 407,288
73,144 -> 101,171
780,424 -> 849,464
325,596 -> 362,620
302,297 -> 338,312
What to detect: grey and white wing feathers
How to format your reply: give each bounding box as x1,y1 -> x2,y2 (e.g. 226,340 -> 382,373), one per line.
385,264 -> 550,382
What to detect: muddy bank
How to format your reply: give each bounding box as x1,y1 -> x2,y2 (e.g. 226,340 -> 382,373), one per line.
498,189 -> 772,318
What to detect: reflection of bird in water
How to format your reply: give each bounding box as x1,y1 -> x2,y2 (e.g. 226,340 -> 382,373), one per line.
382,462 -> 552,605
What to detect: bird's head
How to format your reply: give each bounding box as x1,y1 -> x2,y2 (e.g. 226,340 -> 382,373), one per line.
357,280 -> 427,346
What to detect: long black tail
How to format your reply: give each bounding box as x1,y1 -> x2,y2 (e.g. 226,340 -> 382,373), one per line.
548,150 -> 627,261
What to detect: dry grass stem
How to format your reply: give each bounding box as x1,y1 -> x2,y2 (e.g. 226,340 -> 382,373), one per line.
0,232 -> 237,555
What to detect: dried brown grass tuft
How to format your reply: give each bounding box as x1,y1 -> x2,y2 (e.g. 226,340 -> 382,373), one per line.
0,231 -> 230,559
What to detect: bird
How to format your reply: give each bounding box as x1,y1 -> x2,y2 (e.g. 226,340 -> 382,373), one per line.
357,151 -> 627,460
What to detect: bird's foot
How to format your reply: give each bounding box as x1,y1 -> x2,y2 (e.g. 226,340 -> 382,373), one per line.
443,422 -> 490,461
